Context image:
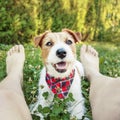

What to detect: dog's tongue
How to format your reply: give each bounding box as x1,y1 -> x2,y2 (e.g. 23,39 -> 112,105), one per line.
56,62 -> 66,69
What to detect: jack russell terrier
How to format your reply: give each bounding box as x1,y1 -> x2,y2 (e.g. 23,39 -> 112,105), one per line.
31,29 -> 86,119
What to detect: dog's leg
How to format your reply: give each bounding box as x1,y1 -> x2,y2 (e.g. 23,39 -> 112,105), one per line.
68,68 -> 85,119
31,68 -> 54,119
75,60 -> 84,77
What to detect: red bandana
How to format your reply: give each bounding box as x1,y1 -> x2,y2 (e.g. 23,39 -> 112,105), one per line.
46,70 -> 75,99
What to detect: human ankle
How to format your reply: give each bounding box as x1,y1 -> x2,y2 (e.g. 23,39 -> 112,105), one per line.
86,68 -> 100,79
7,69 -> 23,78
88,71 -> 101,81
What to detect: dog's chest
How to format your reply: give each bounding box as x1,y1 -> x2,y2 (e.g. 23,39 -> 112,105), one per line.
39,60 -> 84,100
46,70 -> 75,99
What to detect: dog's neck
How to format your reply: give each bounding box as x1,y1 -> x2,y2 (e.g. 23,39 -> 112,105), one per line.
46,69 -> 75,99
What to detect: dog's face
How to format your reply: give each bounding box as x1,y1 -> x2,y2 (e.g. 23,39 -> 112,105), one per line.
35,29 -> 81,78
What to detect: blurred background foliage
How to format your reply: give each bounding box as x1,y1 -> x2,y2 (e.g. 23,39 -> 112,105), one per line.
0,1 -> 120,119
0,0 -> 120,44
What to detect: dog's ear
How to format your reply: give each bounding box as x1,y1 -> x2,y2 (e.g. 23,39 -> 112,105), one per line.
62,29 -> 82,43
34,31 -> 50,47
75,32 -> 82,41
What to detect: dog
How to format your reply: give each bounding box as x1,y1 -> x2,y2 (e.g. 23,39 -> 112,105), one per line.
31,29 -> 86,119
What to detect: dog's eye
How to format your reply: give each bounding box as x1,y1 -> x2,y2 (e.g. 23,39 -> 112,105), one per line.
46,42 -> 53,46
66,40 -> 73,45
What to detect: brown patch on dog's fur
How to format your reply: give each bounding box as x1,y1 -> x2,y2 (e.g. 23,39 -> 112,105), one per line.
34,31 -> 51,47
41,36 -> 55,63
62,29 -> 81,43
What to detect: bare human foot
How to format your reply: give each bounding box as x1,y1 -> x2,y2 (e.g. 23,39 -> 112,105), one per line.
6,45 -> 25,84
80,45 -> 99,79
0,45 -> 32,120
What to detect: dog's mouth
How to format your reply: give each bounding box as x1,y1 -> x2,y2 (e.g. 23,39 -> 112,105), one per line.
53,61 -> 68,73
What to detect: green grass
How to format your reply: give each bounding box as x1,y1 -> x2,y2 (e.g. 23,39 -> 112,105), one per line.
0,42 -> 120,120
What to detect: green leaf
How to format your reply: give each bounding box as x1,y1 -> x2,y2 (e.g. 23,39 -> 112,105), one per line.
42,92 -> 49,100
42,107 -> 50,113
38,105 -> 42,112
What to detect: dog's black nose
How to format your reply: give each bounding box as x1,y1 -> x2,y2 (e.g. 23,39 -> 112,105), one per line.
56,48 -> 67,59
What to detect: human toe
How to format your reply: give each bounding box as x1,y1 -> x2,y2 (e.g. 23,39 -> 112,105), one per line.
18,45 -> 24,53
80,45 -> 87,54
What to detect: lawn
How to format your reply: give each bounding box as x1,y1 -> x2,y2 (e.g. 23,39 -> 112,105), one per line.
0,41 -> 120,120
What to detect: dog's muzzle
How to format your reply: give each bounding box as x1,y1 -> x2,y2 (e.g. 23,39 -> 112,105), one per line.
51,48 -> 67,73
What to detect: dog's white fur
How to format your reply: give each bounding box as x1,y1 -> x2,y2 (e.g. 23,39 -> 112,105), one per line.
31,29 -> 85,119
46,42 -> 75,78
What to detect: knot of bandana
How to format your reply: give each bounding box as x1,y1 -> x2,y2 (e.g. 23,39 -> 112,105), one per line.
46,69 -> 75,99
